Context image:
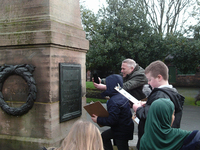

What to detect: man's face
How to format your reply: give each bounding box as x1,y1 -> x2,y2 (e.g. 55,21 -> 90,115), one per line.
121,63 -> 133,78
145,72 -> 160,89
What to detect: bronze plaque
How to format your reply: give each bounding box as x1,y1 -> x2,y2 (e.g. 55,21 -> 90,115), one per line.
59,63 -> 82,122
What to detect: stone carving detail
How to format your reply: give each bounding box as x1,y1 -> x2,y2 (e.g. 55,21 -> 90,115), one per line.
0,64 -> 37,116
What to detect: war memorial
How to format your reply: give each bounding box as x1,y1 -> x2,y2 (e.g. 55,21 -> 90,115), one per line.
0,0 -> 89,149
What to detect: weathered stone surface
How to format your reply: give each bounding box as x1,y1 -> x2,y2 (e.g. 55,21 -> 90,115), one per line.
0,0 -> 89,149
0,0 -> 89,49
0,45 -> 88,149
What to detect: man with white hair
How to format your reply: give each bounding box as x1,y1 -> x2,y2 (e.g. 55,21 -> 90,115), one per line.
93,58 -> 148,102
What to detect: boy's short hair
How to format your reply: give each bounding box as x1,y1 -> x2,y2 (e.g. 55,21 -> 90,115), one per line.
145,60 -> 169,80
122,58 -> 136,68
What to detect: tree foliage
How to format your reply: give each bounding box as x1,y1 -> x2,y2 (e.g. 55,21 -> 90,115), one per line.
81,0 -> 155,75
80,0 -> 200,76
164,34 -> 200,74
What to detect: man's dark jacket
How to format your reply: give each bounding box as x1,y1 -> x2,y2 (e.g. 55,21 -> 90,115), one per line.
136,87 -> 185,149
97,74 -> 134,140
123,65 -> 148,101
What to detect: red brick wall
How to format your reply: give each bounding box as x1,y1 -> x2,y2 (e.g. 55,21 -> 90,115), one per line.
173,72 -> 200,87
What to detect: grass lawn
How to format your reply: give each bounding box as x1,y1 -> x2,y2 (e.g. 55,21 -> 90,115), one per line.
87,98 -> 107,103
86,81 -> 106,103
184,96 -> 200,106
86,82 -> 199,106
86,82 -> 107,103
86,81 -> 95,89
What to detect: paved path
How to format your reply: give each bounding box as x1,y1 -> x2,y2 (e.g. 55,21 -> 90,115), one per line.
87,104 -> 200,149
181,105 -> 200,131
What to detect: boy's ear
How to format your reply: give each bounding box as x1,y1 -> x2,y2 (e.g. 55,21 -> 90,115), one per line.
157,74 -> 163,81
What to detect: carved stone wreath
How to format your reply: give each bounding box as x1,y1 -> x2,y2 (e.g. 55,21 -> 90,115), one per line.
0,64 -> 37,116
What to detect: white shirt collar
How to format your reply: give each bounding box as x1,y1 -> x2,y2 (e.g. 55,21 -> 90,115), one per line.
158,84 -> 173,88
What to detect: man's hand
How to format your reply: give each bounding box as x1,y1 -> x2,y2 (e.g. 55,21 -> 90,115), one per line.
91,114 -> 98,123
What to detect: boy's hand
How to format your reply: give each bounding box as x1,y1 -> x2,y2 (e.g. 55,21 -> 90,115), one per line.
93,83 -> 107,90
92,77 -> 101,83
140,101 -> 146,106
92,77 -> 106,90
91,114 -> 98,123
132,102 -> 143,112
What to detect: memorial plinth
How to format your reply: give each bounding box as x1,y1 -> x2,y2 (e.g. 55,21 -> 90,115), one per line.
0,0 -> 89,149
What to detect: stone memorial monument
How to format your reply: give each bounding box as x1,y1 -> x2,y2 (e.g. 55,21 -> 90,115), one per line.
0,0 -> 89,149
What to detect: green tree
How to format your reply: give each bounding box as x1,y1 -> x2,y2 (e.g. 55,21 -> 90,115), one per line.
81,0 -> 154,75
80,0 -> 200,75
189,25 -> 200,40
164,34 -> 200,74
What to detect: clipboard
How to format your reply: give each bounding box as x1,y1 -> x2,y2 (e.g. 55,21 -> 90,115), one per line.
132,113 -> 140,125
114,84 -> 140,104
84,101 -> 109,127
115,84 -> 140,124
